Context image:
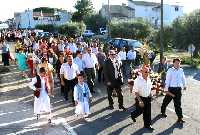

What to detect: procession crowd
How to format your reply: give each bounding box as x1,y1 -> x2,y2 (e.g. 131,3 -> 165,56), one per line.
0,29 -> 186,131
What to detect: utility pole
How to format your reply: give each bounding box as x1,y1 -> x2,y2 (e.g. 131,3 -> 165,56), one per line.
108,0 -> 111,39
160,0 -> 164,63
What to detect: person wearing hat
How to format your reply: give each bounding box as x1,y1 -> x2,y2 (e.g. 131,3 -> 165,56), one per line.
131,65 -> 154,131
160,58 -> 186,123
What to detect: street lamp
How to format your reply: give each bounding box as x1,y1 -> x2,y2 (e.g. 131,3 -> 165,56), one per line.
27,8 -> 31,29
160,0 -> 164,63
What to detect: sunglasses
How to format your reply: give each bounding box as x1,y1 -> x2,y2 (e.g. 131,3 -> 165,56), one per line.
110,54 -> 116,55
144,71 -> 149,73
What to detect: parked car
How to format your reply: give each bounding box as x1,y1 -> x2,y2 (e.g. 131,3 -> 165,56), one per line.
83,30 -> 94,37
108,38 -> 143,51
37,32 -> 50,38
99,27 -> 107,35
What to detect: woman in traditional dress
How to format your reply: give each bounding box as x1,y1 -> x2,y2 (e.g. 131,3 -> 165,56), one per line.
29,67 -> 52,123
74,73 -> 92,119
37,57 -> 54,96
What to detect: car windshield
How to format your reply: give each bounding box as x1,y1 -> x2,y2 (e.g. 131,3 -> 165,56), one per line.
129,40 -> 142,48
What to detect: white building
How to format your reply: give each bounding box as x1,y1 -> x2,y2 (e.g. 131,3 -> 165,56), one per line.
128,0 -> 183,26
14,7 -> 71,29
100,0 -> 183,26
100,4 -> 135,20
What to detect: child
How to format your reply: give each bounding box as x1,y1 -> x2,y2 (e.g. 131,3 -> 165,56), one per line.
74,73 -> 92,119
26,54 -> 34,78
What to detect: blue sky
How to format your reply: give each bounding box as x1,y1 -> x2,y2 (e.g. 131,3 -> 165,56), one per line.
0,0 -> 199,21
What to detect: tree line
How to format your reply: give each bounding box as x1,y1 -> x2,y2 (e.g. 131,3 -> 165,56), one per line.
36,0 -> 200,57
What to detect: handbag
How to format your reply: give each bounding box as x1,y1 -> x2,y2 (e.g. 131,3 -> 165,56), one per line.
34,89 -> 40,98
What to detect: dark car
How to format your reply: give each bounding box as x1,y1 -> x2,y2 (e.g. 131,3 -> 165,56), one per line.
108,38 -> 143,51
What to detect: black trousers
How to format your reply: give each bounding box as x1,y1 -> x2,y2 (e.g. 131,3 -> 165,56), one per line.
97,66 -> 104,82
107,84 -> 123,108
58,73 -> 64,94
131,97 -> 151,127
85,68 -> 95,92
161,87 -> 183,119
64,78 -> 77,102
2,53 -> 9,66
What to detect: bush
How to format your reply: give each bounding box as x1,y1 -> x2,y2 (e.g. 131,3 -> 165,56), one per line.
35,22 -> 86,37
58,22 -> 86,37
35,24 -> 56,32
110,19 -> 152,41
181,57 -> 200,67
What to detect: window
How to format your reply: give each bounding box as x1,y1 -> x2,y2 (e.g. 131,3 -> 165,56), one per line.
33,17 -> 38,20
175,6 -> 179,11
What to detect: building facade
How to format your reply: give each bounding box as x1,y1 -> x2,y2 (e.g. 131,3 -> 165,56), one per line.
128,0 -> 183,26
14,7 -> 71,29
100,4 -> 135,20
100,0 -> 183,26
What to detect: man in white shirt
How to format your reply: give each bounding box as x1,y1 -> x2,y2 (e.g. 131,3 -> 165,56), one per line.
91,42 -> 98,55
58,40 -> 65,52
131,66 -> 154,131
82,47 -> 98,93
127,48 -> 136,77
161,58 -> 186,123
117,47 -> 127,78
74,50 -> 84,73
67,40 -> 78,55
60,55 -> 79,105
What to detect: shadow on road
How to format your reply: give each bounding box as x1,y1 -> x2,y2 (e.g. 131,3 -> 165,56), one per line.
157,122 -> 183,135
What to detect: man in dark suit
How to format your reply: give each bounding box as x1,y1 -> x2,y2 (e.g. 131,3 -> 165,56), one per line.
103,50 -> 126,111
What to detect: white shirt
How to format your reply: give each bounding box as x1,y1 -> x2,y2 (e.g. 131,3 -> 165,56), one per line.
111,58 -> 122,79
82,53 -> 98,69
33,43 -> 39,51
58,43 -> 65,52
127,50 -> 136,60
67,43 -> 78,53
60,63 -> 79,80
118,51 -> 126,60
92,47 -> 98,54
165,67 -> 186,91
133,76 -> 152,97
74,57 -> 84,72
29,75 -> 47,91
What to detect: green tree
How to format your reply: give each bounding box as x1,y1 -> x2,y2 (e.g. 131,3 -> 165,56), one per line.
172,10 -> 200,57
58,22 -> 86,37
84,14 -> 108,33
110,19 -> 152,41
72,0 -> 94,22
153,26 -> 173,51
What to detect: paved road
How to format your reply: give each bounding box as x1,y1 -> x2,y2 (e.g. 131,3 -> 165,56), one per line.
0,42 -> 200,135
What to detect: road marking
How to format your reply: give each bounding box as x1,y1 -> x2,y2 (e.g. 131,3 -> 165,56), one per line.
167,107 -> 190,119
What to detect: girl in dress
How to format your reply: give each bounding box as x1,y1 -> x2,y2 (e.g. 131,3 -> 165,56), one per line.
29,67 -> 52,123
74,73 -> 92,119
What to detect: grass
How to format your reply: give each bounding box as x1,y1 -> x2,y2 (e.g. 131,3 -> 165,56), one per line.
154,50 -> 200,67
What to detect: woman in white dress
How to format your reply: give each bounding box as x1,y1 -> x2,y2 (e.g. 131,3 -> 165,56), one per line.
29,67 -> 52,123
74,73 -> 92,119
